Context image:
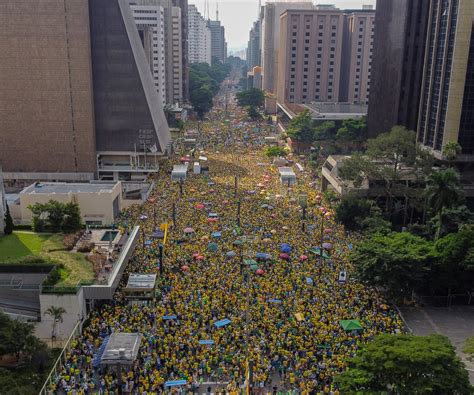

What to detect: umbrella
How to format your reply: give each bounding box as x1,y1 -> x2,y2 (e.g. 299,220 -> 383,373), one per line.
233,239 -> 244,246
300,255 -> 308,261
261,204 -> 269,209
322,242 -> 333,250
180,156 -> 190,162
184,227 -> 195,234
208,242 -> 218,252
281,244 -> 292,253
196,255 -> 205,261
262,238 -> 271,243
279,253 -> 290,260
207,218 -> 218,223
256,269 -> 265,275
226,251 -> 236,258
192,252 -> 200,259
212,231 -> 222,238
324,228 -> 332,234
195,203 -> 205,209
139,214 -> 148,221
181,265 -> 189,272
201,235 -> 210,241
282,226 -> 289,231
250,264 -> 259,272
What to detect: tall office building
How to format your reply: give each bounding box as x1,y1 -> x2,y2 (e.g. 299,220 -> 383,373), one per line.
417,0 -> 474,157
367,0 -> 430,137
261,1 -> 314,112
277,7 -> 347,104
247,20 -> 261,69
340,9 -> 375,104
172,0 -> 189,102
188,4 -> 212,64
129,0 -> 186,105
129,3 -> 167,106
0,0 -> 171,182
0,168 -> 5,233
208,20 -> 226,63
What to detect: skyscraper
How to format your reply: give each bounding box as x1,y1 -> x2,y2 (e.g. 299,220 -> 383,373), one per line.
277,7 -> 345,104
129,3 -> 167,106
261,1 -> 314,112
417,0 -> 474,157
367,0 -> 430,137
208,20 -> 226,63
0,0 -> 171,182
188,4 -> 212,64
247,20 -> 261,69
172,0 -> 190,102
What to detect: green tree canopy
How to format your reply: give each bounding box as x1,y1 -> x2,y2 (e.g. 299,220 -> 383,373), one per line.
336,334 -> 473,394
336,117 -> 367,141
350,232 -> 436,299
286,110 -> 315,142
236,88 -> 265,108
264,146 -> 288,158
4,204 -> 14,235
313,121 -> 336,141
425,168 -> 463,240
28,200 -> 82,233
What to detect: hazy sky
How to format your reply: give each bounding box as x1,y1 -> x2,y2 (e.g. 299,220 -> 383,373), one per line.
189,0 -> 376,51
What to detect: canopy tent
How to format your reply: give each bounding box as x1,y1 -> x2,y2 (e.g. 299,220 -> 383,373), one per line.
171,165 -> 188,181
339,320 -> 363,331
309,247 -> 330,259
278,167 -> 296,186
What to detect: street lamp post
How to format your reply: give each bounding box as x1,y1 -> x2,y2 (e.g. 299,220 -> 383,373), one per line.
299,193 -> 308,232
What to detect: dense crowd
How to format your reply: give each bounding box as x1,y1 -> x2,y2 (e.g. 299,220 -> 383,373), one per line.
50,81 -> 403,394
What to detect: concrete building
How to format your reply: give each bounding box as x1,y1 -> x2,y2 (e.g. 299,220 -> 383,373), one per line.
340,9 -> 375,104
277,7 -> 345,104
188,4 -> 212,64
0,0 -> 171,184
247,20 -> 261,69
247,66 -> 263,89
417,0 -> 474,159
208,20 -> 227,63
129,3 -> 167,107
0,0 -> 97,181
0,168 -> 5,233
90,0 -> 172,180
367,0 -> 430,137
172,0 -> 190,103
261,0 -> 314,112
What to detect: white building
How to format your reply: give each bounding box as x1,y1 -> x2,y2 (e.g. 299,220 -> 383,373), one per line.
168,6 -> 184,104
188,4 -> 212,64
129,3 -> 167,107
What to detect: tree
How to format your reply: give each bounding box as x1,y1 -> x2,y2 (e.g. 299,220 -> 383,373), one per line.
443,141 -> 462,166
428,205 -> 474,238
335,117 -> 367,141
286,110 -> 314,142
247,106 -> 260,120
61,202 -> 82,233
236,88 -> 265,108
264,146 -> 288,158
335,195 -> 373,230
190,85 -> 214,120
350,232 -> 435,300
432,226 -> 474,297
3,204 -> 14,235
44,306 -> 66,347
336,334 -> 473,394
425,168 -> 463,240
313,121 -> 336,140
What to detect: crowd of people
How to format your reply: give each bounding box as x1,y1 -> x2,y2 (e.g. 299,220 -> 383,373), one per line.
50,79 -> 403,394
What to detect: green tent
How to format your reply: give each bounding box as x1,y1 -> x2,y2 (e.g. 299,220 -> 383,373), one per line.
309,247 -> 330,259
208,242 -> 218,252
233,239 -> 244,246
339,320 -> 363,331
244,259 -> 258,266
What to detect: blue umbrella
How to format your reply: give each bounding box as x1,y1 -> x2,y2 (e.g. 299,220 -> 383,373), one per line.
226,251 -> 236,258
281,244 -> 292,253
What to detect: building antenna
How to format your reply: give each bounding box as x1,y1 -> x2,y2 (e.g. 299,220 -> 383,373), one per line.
216,1 -> 219,21
204,0 -> 210,21
258,0 -> 261,18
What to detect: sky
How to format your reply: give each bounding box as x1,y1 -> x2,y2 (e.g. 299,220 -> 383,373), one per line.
189,0 -> 376,51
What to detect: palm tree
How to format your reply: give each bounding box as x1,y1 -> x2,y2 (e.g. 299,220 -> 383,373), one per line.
442,141 -> 462,167
44,306 -> 66,347
425,168 -> 463,240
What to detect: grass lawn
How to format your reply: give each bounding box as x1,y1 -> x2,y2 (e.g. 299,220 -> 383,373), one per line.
464,336 -> 474,361
0,232 -> 52,261
0,232 -> 94,288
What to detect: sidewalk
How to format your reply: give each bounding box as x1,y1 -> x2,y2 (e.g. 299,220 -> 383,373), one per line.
399,306 -> 474,384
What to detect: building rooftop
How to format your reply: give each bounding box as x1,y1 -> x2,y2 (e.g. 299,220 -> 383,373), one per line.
100,333 -> 142,366
126,273 -> 157,290
303,102 -> 368,120
21,182 -> 118,195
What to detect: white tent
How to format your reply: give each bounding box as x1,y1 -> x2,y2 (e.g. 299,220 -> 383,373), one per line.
171,164 -> 188,181
278,167 -> 296,186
